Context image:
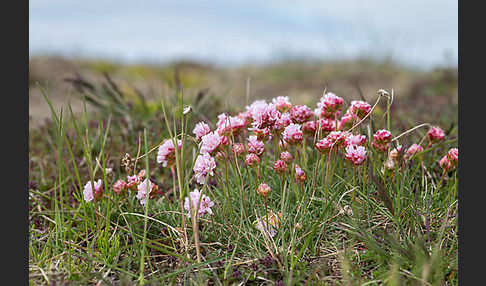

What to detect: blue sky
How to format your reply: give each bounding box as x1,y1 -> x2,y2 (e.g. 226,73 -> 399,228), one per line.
29,0 -> 457,70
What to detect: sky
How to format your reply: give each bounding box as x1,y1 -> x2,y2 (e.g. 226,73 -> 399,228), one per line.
29,0 -> 458,70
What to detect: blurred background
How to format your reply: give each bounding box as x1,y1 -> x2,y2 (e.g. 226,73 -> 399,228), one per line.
29,0 -> 458,129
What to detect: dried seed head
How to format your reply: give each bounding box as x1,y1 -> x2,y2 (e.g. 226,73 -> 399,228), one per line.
378,89 -> 390,99
339,205 -> 353,216
121,153 -> 135,173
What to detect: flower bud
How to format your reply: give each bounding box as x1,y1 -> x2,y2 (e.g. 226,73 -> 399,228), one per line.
257,183 -> 271,198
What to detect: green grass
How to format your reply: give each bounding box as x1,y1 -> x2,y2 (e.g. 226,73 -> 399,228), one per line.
29,61 -> 458,285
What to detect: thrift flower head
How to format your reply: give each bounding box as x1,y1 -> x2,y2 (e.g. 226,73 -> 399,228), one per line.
404,143 -> 424,160
231,143 -> 246,157
280,151 -> 293,163
439,155 -> 451,170
372,129 -> 392,153
389,145 -> 404,161
344,133 -> 367,147
157,139 -> 183,167
199,131 -> 222,155
272,95 -> 292,113
184,189 -> 215,218
326,131 -> 349,148
216,114 -> 245,137
192,121 -> 211,141
295,165 -> 306,183
302,120 -> 317,135
127,169 -> 146,191
257,183 -> 271,198
112,180 -> 127,196
340,112 -> 358,130
247,135 -> 266,156
273,112 -> 291,132
252,127 -> 272,142
373,129 -> 392,144
83,179 -> 103,203
427,126 -> 445,144
317,92 -> 344,118
447,148 -> 458,167
251,102 -> 279,129
282,123 -> 303,145
273,159 -> 288,175
245,153 -> 260,167
344,145 -> 367,166
316,137 -> 334,154
289,105 -> 313,124
136,178 -> 158,205
193,153 -> 217,185
347,100 -> 372,118
317,118 -> 336,134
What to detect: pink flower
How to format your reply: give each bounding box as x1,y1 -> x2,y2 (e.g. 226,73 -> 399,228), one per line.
372,129 -> 392,153
317,118 -> 336,134
295,165 -> 306,183
439,155 -> 451,170
316,92 -> 344,118
251,102 -> 279,129
246,99 -> 267,115
316,137 -> 334,154
157,139 -> 183,167
388,145 -> 404,160
373,129 -> 392,144
344,145 -> 367,166
273,159 -> 288,175
231,143 -> 246,157
447,148 -> 458,167
340,112 -> 358,130
112,180 -> 127,196
289,105 -> 313,124
216,114 -> 245,137
245,153 -> 260,167
193,153 -> 217,185
252,127 -> 272,142
199,131 -> 222,155
280,151 -> 293,163
371,140 -> 390,153
247,135 -> 266,156
344,133 -> 367,147
302,120 -> 317,135
83,179 -> 103,202
184,189 -> 215,218
326,131 -> 349,148
127,169 -> 146,191
347,100 -> 371,118
136,178 -> 157,205
282,123 -> 303,145
427,126 -> 445,144
404,143 -> 424,160
272,96 -> 292,113
273,112 -> 291,132
192,121 -> 211,141
256,183 -> 271,198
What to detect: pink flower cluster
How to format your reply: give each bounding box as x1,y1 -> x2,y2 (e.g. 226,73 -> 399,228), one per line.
193,153 -> 217,185
83,179 -> 103,203
184,189 -> 215,218
136,178 -> 158,205
427,126 -> 445,144
439,147 -> 458,171
371,129 -> 392,153
316,92 -> 344,118
282,123 -> 303,145
157,139 -> 183,167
